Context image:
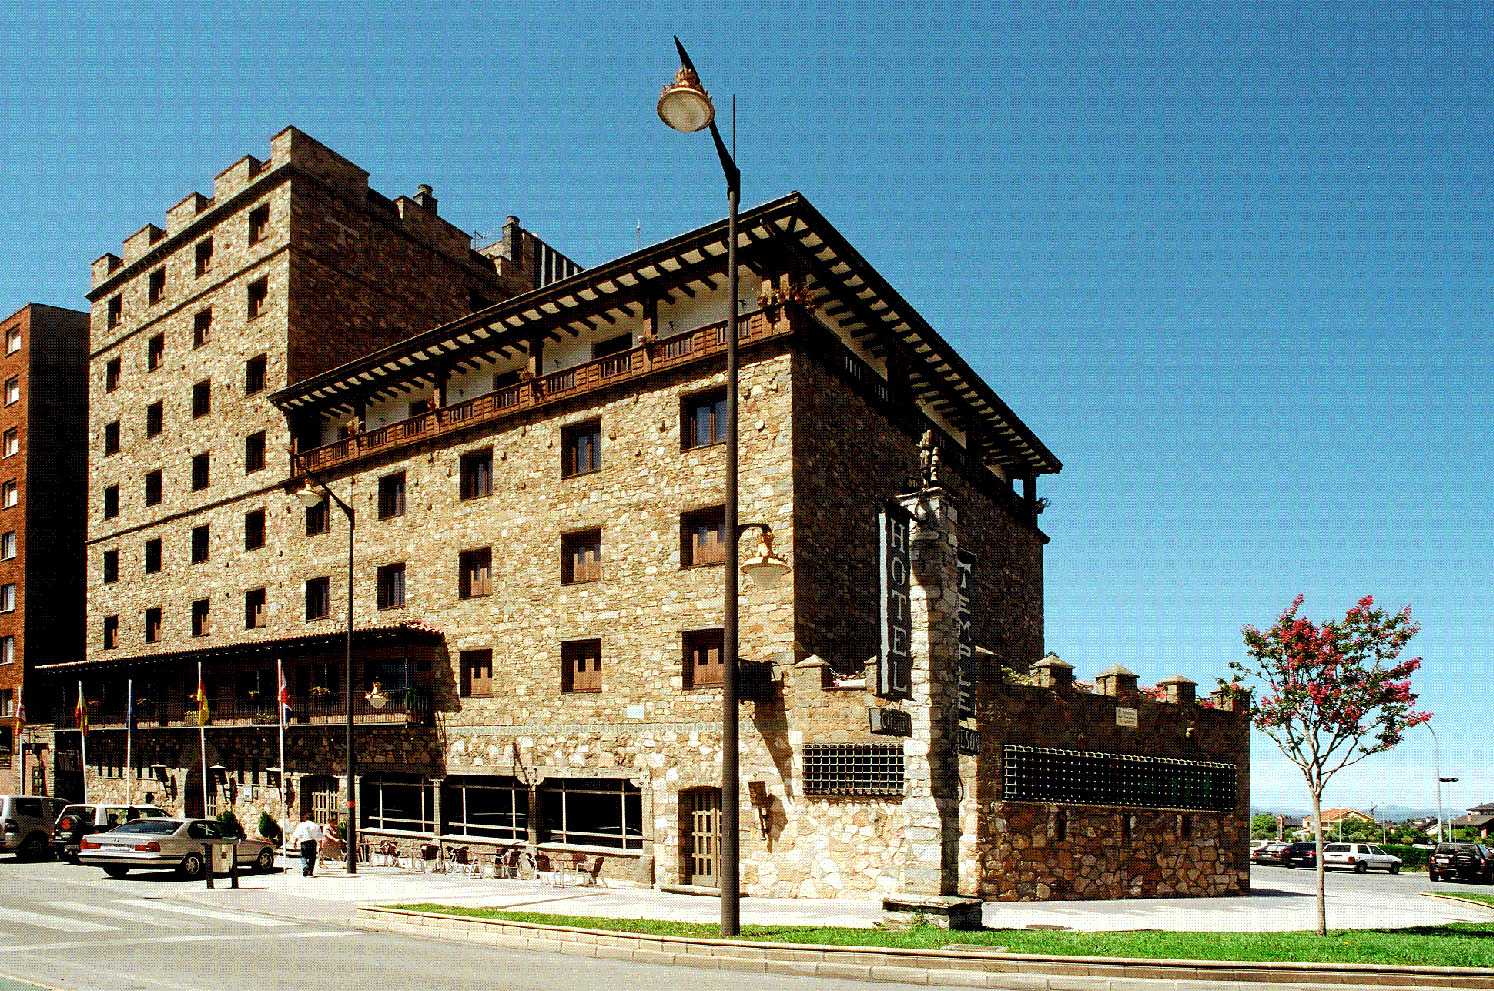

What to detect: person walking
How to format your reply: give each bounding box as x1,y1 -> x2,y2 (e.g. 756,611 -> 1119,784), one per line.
290,813 -> 321,877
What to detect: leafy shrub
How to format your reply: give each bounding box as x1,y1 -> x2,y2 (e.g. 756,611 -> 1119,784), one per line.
258,811 -> 282,843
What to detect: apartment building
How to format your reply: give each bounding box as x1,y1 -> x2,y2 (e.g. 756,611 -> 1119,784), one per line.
41,130 -> 1248,903
0,303 -> 89,795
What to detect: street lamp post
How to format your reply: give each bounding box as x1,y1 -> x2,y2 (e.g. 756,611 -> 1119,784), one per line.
656,42 -> 790,936
294,472 -> 357,875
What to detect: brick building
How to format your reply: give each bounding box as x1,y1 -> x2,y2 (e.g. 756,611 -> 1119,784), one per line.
0,303 -> 89,796
39,129 -> 1248,902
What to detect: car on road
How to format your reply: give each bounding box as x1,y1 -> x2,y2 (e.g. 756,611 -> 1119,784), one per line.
51,804 -> 168,863
1429,842 -> 1494,883
1279,841 -> 1318,868
1322,842 -> 1402,874
78,817 -> 277,879
1252,842 -> 1291,865
1,795 -> 67,860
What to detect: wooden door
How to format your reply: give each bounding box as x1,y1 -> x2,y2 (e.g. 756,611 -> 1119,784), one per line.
683,788 -> 721,887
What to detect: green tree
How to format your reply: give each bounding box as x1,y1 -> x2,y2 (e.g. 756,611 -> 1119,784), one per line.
1232,594 -> 1428,936
1251,813 -> 1279,839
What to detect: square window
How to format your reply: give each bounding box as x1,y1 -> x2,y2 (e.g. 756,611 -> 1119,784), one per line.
191,452 -> 209,491
191,524 -> 209,564
459,449 -> 493,500
3,429 -> 18,458
1,531 -> 15,560
144,470 -> 163,507
247,277 -> 268,319
193,308 -> 212,348
305,577 -> 330,621
244,509 -> 265,550
194,238 -> 214,277
147,268 -> 165,305
561,529 -> 602,585
683,389 -> 728,450
146,401 -> 164,437
105,357 -> 121,392
107,296 -> 122,330
147,333 -> 164,370
0,584 -> 15,613
192,379 -> 211,418
103,548 -> 119,583
144,538 -> 162,574
192,599 -> 211,637
245,431 -> 266,473
245,588 -> 267,629
562,420 -> 601,477
377,472 -> 406,519
4,327 -> 18,355
680,505 -> 726,567
561,639 -> 602,693
305,496 -> 329,536
248,203 -> 270,244
103,421 -> 119,455
460,649 -> 493,697
376,562 -> 405,610
4,377 -> 18,405
103,615 -> 119,649
102,484 -> 117,518
245,354 -> 267,395
458,547 -> 491,599
683,628 -> 725,688
144,607 -> 162,643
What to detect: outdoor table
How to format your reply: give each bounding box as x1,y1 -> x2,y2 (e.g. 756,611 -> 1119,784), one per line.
547,852 -> 586,886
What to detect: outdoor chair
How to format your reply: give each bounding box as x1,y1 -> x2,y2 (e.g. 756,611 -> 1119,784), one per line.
418,842 -> 444,873
450,846 -> 479,877
373,839 -> 400,867
581,855 -> 608,887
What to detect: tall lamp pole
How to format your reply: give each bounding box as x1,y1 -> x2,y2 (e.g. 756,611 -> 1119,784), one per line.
658,35 -> 743,936
294,472 -> 357,874
1427,722 -> 1447,844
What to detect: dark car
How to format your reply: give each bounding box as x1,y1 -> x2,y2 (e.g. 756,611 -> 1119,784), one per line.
1429,842 -> 1494,883
1252,842 -> 1291,865
1280,841 -> 1318,868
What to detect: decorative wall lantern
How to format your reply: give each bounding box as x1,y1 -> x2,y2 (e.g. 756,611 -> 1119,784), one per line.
365,682 -> 388,710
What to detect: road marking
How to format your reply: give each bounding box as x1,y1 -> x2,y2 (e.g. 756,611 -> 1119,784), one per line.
111,899 -> 291,927
0,908 -> 115,934
54,901 -> 176,925
0,929 -> 359,954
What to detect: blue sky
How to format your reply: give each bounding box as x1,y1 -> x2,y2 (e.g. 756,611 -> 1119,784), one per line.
3,1 -> 1490,815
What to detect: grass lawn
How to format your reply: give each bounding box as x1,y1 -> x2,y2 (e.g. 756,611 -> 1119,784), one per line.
393,904 -> 1494,969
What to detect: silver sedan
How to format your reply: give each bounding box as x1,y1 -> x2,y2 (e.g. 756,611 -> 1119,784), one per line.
78,818 -> 276,879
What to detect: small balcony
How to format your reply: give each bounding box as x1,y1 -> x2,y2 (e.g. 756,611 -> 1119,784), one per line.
58,686 -> 435,730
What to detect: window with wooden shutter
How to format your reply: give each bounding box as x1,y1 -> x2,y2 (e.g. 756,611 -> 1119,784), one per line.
683,628 -> 724,688
561,529 -> 601,584
562,639 -> 602,693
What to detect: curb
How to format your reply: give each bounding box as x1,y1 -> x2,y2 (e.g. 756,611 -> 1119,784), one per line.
1421,893 -> 1494,915
355,906 -> 1494,989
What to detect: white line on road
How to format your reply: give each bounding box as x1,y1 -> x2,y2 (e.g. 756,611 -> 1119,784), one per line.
0,929 -> 360,955
0,907 -> 115,934
111,899 -> 292,927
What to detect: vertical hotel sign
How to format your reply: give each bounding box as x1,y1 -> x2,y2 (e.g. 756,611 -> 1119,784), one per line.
878,501 -> 912,699
957,551 -> 976,720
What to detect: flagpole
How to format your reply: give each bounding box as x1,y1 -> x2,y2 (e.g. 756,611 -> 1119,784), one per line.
15,690 -> 24,796
197,661 -> 208,816
78,680 -> 86,804
125,678 -> 134,811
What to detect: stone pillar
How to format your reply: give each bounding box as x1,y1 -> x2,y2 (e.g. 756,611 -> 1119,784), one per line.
1094,664 -> 1138,697
896,487 -> 962,897
1156,674 -> 1196,705
1032,653 -> 1074,689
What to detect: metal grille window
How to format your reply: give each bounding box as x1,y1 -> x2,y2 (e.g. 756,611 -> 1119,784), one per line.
1002,745 -> 1235,812
803,744 -> 905,796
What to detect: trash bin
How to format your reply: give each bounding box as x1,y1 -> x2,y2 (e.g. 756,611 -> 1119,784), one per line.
208,840 -> 235,875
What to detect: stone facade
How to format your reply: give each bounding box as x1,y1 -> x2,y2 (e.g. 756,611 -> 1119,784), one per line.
34,130 -> 1249,905
0,303 -> 89,796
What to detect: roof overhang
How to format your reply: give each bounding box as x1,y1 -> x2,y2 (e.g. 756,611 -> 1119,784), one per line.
272,192 -> 1061,477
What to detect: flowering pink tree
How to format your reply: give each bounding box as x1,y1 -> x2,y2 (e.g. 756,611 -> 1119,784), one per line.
1233,595 -> 1428,936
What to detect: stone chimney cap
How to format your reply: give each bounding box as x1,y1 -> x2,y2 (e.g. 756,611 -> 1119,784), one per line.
1036,652 -> 1071,670
1096,663 -> 1137,678
417,183 -> 434,196
1157,673 -> 1196,686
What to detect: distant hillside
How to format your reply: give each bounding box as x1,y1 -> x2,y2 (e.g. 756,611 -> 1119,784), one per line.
1252,804 -> 1444,822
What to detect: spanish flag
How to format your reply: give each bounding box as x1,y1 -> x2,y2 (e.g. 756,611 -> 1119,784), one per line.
196,674 -> 210,727
75,688 -> 88,736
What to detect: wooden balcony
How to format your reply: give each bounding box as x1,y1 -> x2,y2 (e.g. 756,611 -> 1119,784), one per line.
293,305 -> 805,475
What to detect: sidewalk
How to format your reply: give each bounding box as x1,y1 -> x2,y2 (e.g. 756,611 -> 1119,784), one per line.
175,857 -> 1493,934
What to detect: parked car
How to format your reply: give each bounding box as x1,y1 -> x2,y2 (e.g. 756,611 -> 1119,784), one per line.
1252,841 -> 1291,865
1280,841 -> 1318,868
1323,842 -> 1402,874
78,817 -> 276,879
1,795 -> 68,859
1429,842 -> 1494,883
51,803 -> 168,863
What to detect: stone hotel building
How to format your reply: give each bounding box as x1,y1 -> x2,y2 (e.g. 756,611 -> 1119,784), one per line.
40,128 -> 1248,902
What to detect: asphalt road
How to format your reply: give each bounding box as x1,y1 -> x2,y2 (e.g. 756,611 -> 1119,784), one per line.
0,859 -> 928,991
